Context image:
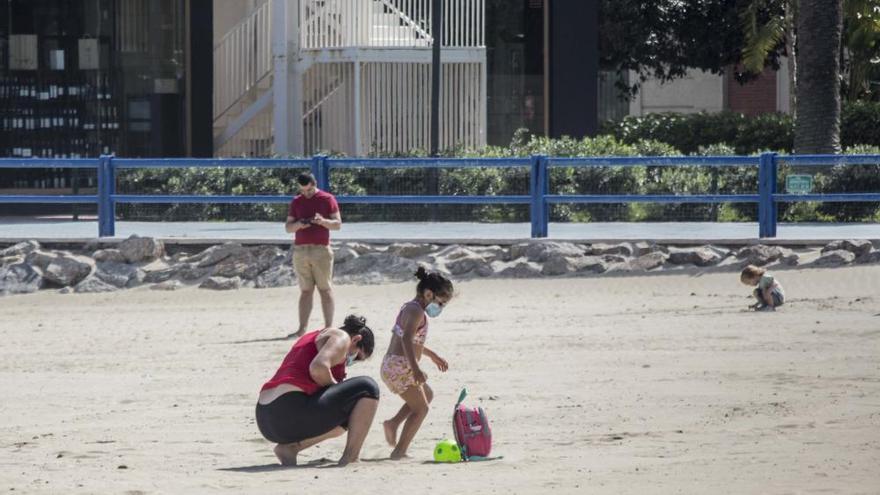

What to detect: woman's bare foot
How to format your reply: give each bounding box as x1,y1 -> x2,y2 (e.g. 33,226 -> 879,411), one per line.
383,420 -> 398,447
389,450 -> 410,461
274,443 -> 300,466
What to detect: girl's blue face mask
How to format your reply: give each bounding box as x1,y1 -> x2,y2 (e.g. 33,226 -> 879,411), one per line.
425,302 -> 443,318
425,294 -> 448,318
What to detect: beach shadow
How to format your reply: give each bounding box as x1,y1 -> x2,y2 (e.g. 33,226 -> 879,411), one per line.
219,458 -> 334,473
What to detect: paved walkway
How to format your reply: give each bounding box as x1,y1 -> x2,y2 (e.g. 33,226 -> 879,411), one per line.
0,218 -> 877,243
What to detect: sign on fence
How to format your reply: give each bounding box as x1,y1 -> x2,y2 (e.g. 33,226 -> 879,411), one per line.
785,175 -> 813,194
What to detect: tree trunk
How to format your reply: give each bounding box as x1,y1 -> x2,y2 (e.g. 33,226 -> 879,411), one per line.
786,0 -> 797,118
794,0 -> 843,154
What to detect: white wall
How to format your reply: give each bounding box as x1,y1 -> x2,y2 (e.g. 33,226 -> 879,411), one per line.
627,59 -> 792,117
629,69 -> 725,116
213,0 -> 267,44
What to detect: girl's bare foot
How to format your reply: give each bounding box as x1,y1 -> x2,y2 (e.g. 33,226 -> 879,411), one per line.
336,456 -> 360,467
274,443 -> 300,466
383,420 -> 398,447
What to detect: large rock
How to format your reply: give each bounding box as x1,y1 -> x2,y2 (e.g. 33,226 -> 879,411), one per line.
471,245 -> 508,263
601,254 -> 628,264
0,263 -> 43,294
143,266 -> 178,284
191,243 -> 245,268
387,243 -> 437,259
431,245 -> 475,262
118,235 -> 164,263
735,245 -> 787,266
44,256 -> 92,287
95,262 -> 144,288
200,276 -> 243,291
92,248 -> 127,263
506,243 -> 530,260
334,253 -> 418,281
520,242 -> 585,263
73,275 -> 118,293
856,250 -> 880,264
82,240 -> 100,253
667,246 -> 725,267
342,242 -> 381,255
0,241 -> 40,258
586,243 -> 634,257
541,255 -> 608,276
810,249 -> 856,267
144,263 -> 212,284
255,264 -> 297,288
25,250 -> 59,270
822,239 -> 873,257
0,255 -> 23,268
630,241 -> 664,257
491,260 -> 543,278
630,252 -> 669,271
333,246 -> 360,265
212,246 -> 279,279
446,251 -> 493,277
779,251 -> 800,266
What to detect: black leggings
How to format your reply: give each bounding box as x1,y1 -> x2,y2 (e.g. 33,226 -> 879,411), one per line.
256,376 -> 380,444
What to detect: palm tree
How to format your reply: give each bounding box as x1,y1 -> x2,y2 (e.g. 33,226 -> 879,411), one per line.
842,0 -> 880,101
794,0 -> 844,153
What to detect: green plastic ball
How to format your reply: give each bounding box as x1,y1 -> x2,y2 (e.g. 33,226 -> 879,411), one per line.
433,439 -> 462,463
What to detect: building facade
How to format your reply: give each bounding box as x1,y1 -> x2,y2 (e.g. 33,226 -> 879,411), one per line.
1,0 -> 785,165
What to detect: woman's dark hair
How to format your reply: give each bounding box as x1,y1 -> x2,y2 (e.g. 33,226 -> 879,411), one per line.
340,314 -> 374,357
414,266 -> 454,298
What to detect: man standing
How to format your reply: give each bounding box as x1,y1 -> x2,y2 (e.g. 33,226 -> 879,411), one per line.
286,172 -> 341,337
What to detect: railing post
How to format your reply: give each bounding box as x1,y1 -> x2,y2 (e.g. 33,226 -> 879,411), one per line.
320,155 -> 331,192
758,152 -> 778,238
311,155 -> 329,191
530,155 -> 548,238
311,155 -> 321,186
97,155 -> 116,237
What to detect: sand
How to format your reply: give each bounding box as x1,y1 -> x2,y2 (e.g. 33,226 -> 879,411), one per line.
1,266 -> 879,494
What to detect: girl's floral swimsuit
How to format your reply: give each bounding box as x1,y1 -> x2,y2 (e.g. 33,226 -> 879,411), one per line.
380,301 -> 429,394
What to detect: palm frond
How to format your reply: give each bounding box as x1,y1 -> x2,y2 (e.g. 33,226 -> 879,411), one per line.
740,0 -> 787,74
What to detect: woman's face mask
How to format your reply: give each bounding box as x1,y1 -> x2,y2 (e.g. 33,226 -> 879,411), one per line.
346,347 -> 362,366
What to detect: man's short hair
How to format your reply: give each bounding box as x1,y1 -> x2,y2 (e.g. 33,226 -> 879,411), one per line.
297,172 -> 317,186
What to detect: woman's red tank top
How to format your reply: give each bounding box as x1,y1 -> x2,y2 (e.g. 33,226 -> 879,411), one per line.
261,330 -> 346,395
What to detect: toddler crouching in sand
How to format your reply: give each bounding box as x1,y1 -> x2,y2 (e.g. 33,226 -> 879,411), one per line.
741,265 -> 785,312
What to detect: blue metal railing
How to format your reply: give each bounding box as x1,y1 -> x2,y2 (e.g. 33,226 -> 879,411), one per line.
1,152 -> 879,239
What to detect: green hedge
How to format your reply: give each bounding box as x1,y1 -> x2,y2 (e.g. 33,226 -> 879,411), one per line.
116,134 -> 880,223
601,101 -> 880,154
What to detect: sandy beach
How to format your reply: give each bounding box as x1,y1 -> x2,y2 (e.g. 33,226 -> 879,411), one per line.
2,266 -> 879,494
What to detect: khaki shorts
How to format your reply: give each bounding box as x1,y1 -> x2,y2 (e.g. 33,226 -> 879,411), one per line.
293,244 -> 334,291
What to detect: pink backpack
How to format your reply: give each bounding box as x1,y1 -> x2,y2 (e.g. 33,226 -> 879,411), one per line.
452,388 -> 492,460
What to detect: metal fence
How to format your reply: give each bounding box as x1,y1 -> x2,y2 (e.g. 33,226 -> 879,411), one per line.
1,153 -> 879,238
